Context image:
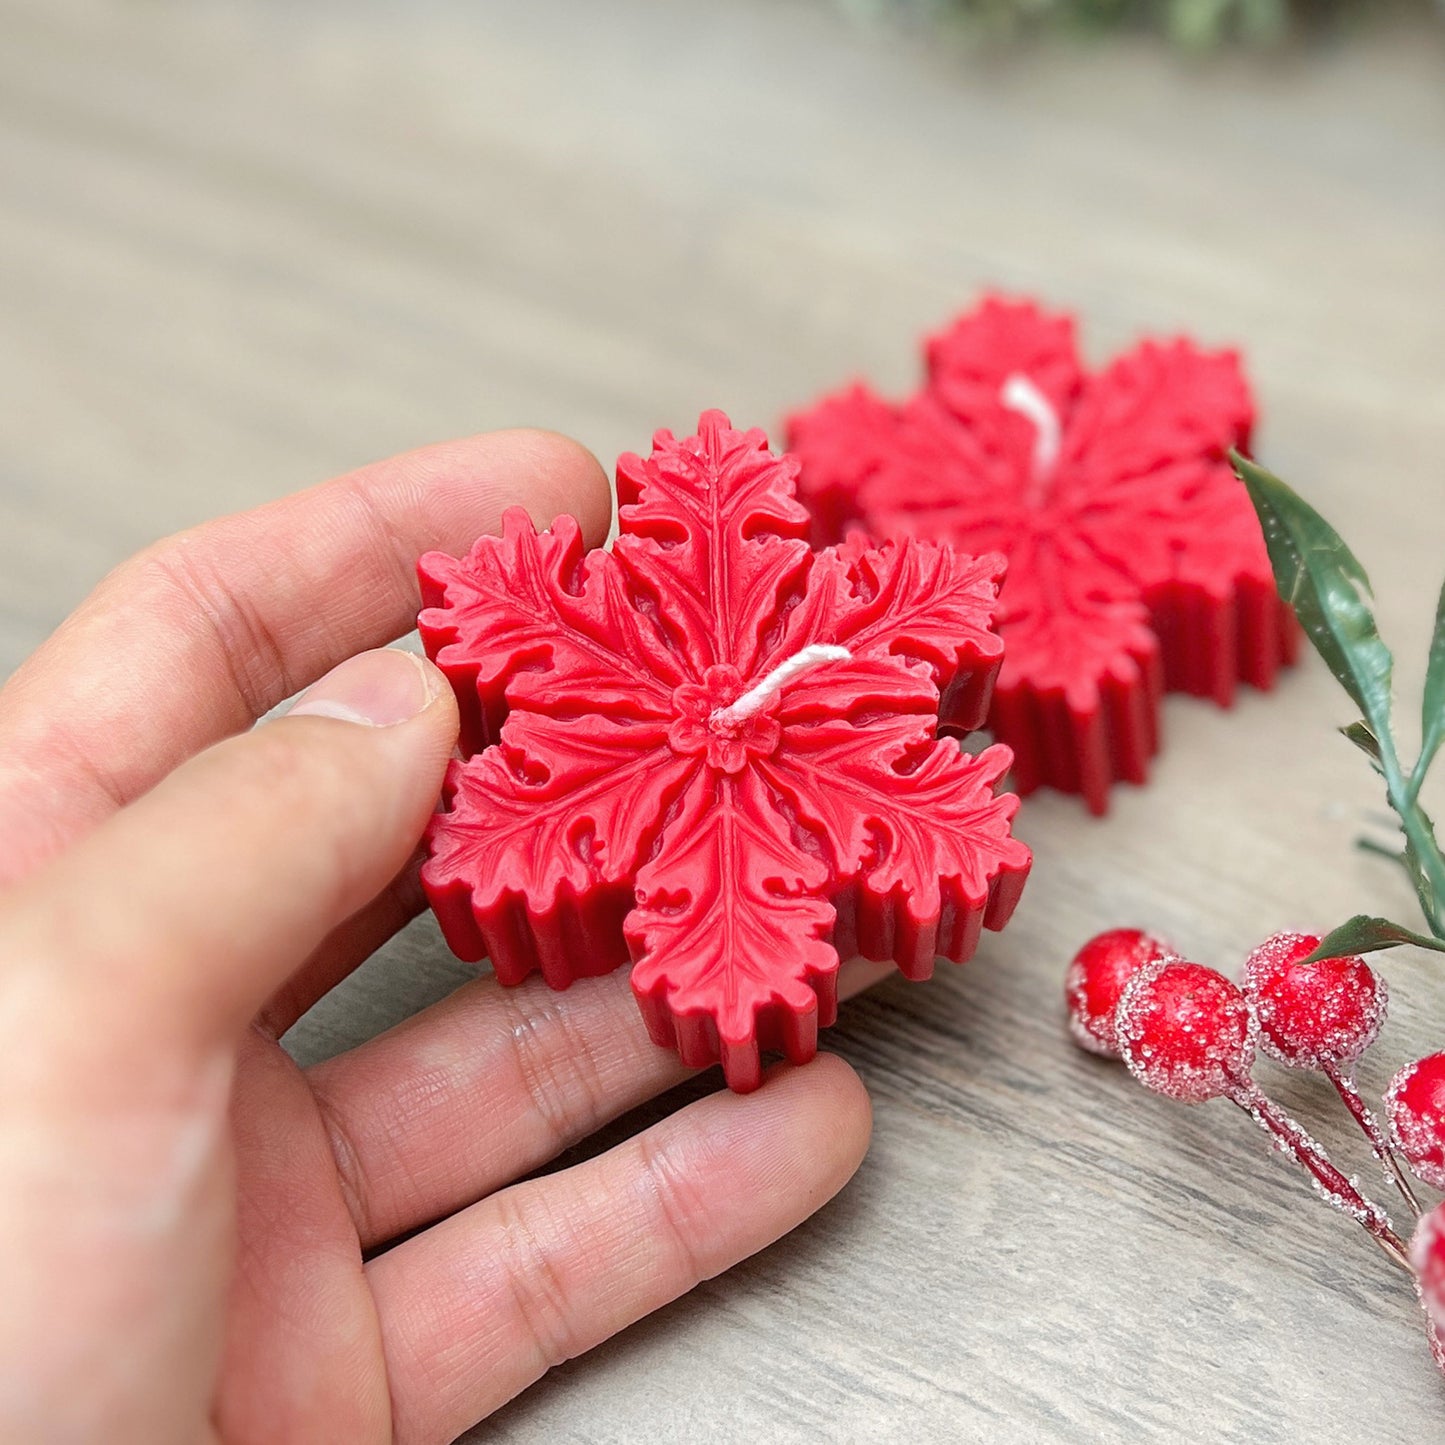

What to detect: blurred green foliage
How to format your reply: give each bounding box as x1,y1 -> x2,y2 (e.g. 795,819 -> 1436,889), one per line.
843,0 -> 1436,47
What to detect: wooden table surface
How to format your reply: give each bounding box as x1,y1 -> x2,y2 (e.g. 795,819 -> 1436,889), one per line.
3,1 -> 1444,1439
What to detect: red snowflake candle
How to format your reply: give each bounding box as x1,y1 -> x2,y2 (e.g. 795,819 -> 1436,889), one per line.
786,296 -> 1299,813
417,411 -> 1031,1090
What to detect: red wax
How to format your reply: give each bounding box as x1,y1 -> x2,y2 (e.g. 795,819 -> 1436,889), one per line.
786,296 -> 1299,814
418,410 -> 1032,1091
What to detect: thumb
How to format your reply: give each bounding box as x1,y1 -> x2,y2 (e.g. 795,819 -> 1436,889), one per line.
2,647 -> 459,1050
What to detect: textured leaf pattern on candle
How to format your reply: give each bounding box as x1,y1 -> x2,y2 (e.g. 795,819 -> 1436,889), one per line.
418,411 -> 1032,1090
786,296 -> 1299,814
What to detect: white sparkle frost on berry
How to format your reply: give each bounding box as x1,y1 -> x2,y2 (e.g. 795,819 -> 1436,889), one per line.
1115,958 -> 1255,1104
1242,929 -> 1385,1070
1387,1055 -> 1445,1192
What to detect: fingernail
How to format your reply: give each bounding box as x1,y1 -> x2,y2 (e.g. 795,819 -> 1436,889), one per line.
288,649 -> 443,727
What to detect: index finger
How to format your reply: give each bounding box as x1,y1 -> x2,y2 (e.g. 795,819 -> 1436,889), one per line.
0,430 -> 611,883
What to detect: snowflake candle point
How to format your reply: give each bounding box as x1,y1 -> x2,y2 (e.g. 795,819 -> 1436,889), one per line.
786,296 -> 1300,814
417,410 -> 1032,1090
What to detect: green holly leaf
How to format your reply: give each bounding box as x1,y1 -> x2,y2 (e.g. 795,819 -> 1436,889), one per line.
1301,914 -> 1445,964
1421,574 -> 1445,783
1233,452 -> 1394,742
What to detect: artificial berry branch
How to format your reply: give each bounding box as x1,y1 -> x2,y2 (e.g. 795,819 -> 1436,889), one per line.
1231,1086 -> 1410,1272
1325,1061 -> 1421,1219
1062,464 -> 1445,1375
1066,926 -> 1445,1370
1100,944 -> 1412,1262
1243,929 -> 1420,1218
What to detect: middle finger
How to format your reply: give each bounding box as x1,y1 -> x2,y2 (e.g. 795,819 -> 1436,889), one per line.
307,958 -> 893,1250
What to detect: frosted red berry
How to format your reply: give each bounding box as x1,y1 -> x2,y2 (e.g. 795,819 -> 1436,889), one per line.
1065,927 -> 1175,1058
1115,959 -> 1255,1103
1241,930 -> 1386,1071
1412,1202 -> 1445,1333
1387,1053 -> 1445,1191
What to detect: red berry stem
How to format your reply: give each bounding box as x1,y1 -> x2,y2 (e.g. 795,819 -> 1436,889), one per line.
1424,1308 -> 1445,1375
1322,1060 -> 1423,1219
1230,1081 -> 1411,1273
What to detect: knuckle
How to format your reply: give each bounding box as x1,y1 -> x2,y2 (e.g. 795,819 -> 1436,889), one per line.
308,1078 -> 377,1243
124,532 -> 294,716
499,989 -> 612,1156
633,1131 -> 709,1285
336,475 -> 418,599
492,1190 -> 579,1371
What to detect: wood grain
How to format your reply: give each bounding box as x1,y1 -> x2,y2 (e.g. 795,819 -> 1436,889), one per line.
2,0 -> 1443,1438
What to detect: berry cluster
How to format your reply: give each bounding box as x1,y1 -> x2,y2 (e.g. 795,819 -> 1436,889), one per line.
1066,927 -> 1445,1367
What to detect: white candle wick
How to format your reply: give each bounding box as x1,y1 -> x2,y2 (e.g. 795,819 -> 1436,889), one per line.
1001,372 -> 1062,481
710,644 -> 852,730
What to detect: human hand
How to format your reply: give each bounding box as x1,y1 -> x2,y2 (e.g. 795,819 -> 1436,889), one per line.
0,432 -> 877,1444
